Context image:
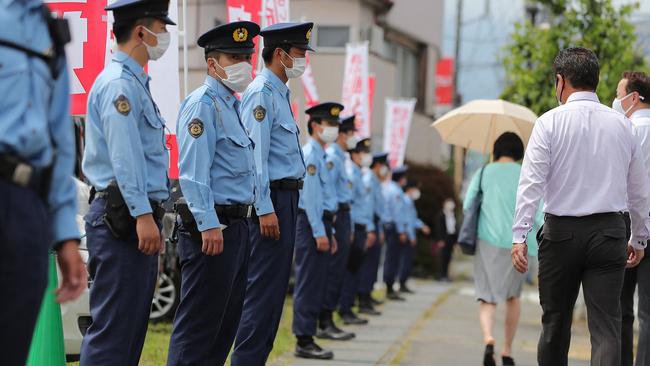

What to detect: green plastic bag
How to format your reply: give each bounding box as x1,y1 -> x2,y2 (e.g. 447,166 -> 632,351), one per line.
26,252 -> 66,366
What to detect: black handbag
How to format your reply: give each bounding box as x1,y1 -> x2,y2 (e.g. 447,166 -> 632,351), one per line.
457,165 -> 486,255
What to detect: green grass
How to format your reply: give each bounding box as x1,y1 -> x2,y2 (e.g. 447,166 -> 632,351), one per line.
68,297 -> 295,366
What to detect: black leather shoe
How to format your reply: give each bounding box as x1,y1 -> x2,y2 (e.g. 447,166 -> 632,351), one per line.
387,290 -> 406,301
399,283 -> 415,294
358,303 -> 381,316
339,311 -> 369,325
316,325 -> 355,341
295,341 -> 334,360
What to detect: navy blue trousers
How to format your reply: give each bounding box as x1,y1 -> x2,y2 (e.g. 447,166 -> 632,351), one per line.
293,212 -> 332,336
80,197 -> 159,366
382,224 -> 402,287
0,181 -> 50,366
167,217 -> 251,366
339,226 -> 367,313
323,210 -> 351,312
232,189 -> 299,366
398,244 -> 415,284
358,230 -> 382,295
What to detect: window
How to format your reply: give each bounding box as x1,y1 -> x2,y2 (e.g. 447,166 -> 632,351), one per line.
315,25 -> 350,49
396,45 -> 418,99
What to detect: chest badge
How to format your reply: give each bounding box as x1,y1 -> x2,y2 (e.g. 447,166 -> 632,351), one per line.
114,95 -> 131,116
307,164 -> 317,175
188,119 -> 204,138
253,105 -> 266,122
348,182 -> 353,189
327,161 -> 334,170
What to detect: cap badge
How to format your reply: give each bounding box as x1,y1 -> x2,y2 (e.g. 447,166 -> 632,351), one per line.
233,27 -> 248,42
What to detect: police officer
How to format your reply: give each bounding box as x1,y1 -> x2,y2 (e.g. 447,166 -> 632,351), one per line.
0,3 -> 86,365
397,179 -> 430,293
318,115 -> 359,337
338,137 -> 373,325
233,22 -> 312,365
166,21 -> 258,366
80,1 -> 175,364
358,153 -> 390,314
382,165 -> 410,301
293,102 -> 346,359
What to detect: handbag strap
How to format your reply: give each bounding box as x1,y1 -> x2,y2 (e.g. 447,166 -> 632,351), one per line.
477,164 -> 486,195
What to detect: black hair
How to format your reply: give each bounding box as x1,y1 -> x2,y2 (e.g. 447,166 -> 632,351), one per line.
307,117 -> 320,135
623,71 -> 650,101
113,17 -> 156,45
553,47 -> 599,90
204,50 -> 222,62
493,132 -> 524,161
262,44 -> 292,65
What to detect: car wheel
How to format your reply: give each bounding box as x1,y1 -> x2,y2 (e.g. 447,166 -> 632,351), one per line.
150,271 -> 180,322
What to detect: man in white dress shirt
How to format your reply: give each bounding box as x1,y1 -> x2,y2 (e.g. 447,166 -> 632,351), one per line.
615,71 -> 650,366
511,47 -> 650,366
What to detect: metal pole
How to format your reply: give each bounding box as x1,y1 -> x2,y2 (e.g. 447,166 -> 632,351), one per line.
452,0 -> 464,193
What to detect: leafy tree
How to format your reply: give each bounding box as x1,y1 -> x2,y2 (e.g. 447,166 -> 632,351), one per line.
501,0 -> 647,116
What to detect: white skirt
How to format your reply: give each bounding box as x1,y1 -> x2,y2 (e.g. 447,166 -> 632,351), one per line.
473,239 -> 526,304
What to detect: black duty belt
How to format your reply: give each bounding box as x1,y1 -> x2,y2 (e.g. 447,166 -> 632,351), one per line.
270,179 -> 304,190
354,223 -> 367,231
338,203 -> 351,211
94,190 -> 166,221
0,154 -> 51,196
323,210 -> 336,222
216,204 -> 253,219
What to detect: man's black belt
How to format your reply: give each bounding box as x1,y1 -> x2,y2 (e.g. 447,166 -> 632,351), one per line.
270,178 -> 304,190
323,210 -> 336,222
0,154 -> 51,196
216,204 -> 253,219
354,223 -> 367,231
94,190 -> 166,222
338,203 -> 351,211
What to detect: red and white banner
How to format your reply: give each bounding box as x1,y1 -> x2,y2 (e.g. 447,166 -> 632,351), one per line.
46,0 -> 181,176
435,58 -> 454,107
227,0 -> 263,75
368,74 -> 375,127
383,98 -> 417,168
301,53 -> 319,108
341,42 -> 370,137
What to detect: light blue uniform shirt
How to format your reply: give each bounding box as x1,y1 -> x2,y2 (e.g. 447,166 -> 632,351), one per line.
403,195 -> 424,241
177,76 -> 256,231
382,180 -> 408,233
82,51 -> 169,217
362,170 -> 387,232
347,160 -> 372,228
0,0 -> 79,243
326,143 -> 353,206
241,68 -> 305,216
299,138 -> 327,238
322,148 -> 338,213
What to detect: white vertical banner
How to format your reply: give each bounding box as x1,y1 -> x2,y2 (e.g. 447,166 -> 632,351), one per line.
301,52 -> 319,107
341,42 -> 370,137
383,98 -> 417,168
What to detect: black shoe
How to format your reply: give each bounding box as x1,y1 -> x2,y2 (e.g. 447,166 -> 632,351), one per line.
483,344 -> 496,366
399,283 -> 415,294
369,295 -> 384,305
339,311 -> 369,325
316,324 -> 355,341
386,290 -> 406,301
295,341 -> 334,360
358,302 -> 382,316
502,356 -> 515,366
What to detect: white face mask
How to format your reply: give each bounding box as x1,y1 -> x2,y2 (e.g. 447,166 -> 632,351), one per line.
346,135 -> 357,150
379,165 -> 389,177
361,153 -> 372,168
281,50 -> 306,78
211,58 -> 253,93
319,126 -> 339,143
409,190 -> 421,201
612,93 -> 634,116
142,27 -> 170,61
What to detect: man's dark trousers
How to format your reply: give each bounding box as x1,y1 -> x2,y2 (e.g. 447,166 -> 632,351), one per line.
323,209 -> 351,313
293,213 -> 332,337
167,217 -> 251,365
398,244 -> 415,285
232,189 -> 299,366
81,197 -> 159,366
537,213 -> 628,366
0,180 -> 51,366
339,226 -> 367,313
382,223 -> 401,288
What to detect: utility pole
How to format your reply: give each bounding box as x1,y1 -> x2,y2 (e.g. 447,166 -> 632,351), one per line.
452,0 -> 464,193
